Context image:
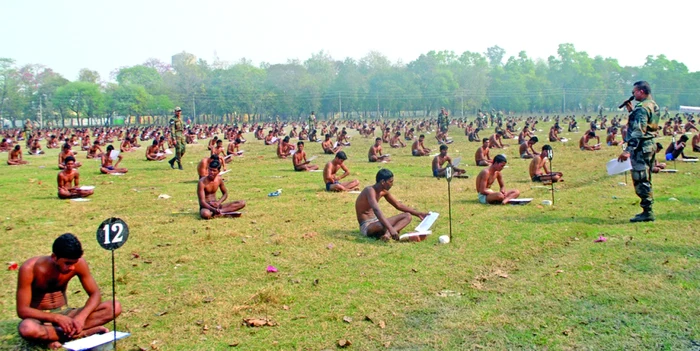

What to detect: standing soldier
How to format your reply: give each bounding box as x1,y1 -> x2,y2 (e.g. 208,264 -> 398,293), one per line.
617,81 -> 660,222
23,119 -> 33,141
168,107 -> 186,170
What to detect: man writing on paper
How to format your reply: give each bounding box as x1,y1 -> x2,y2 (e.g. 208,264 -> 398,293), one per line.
432,144 -> 465,178
617,81 -> 659,222
355,169 -> 428,241
475,154 -> 520,204
198,158 -> 245,219
16,233 -> 120,349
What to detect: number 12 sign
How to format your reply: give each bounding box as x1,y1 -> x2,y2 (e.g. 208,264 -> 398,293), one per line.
96,218 -> 129,250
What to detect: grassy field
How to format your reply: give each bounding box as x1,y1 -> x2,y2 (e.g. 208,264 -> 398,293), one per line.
0,121 -> 699,351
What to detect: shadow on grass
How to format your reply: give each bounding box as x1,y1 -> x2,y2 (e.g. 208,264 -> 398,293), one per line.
322,228 -> 387,246
0,318 -> 43,351
179,180 -> 199,184
512,214 -> 608,225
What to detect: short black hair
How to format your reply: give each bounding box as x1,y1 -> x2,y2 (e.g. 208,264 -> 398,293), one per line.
65,155 -> 76,163
482,138 -> 489,143
440,144 -> 448,151
542,144 -> 552,152
634,81 -> 651,95
494,154 -> 507,164
679,135 -> 689,143
209,159 -> 221,170
106,145 -> 114,152
588,131 -> 596,137
376,168 -> 393,183
336,151 -> 347,160
419,134 -> 425,138
530,136 -> 539,143
375,137 -> 382,142
297,141 -> 304,146
53,233 -> 83,260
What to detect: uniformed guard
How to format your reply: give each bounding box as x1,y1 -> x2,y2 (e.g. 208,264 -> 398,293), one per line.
617,81 -> 660,222
168,107 -> 186,170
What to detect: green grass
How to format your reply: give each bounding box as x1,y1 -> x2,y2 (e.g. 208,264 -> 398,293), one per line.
0,122 -> 699,350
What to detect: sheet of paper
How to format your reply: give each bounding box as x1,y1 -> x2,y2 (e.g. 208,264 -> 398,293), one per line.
347,190 -> 361,194
414,212 -> 439,233
606,158 -> 632,175
109,150 -> 120,160
220,170 -> 231,175
63,331 -> 130,351
79,186 -> 95,191
165,149 -> 173,154
452,157 -> 462,168
509,198 -> 533,204
71,198 -> 91,202
307,156 -> 317,162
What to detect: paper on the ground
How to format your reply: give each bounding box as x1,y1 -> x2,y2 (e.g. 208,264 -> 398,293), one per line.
158,194 -> 171,199
224,154 -> 233,159
156,153 -> 164,157
111,172 -> 125,176
79,186 -> 95,191
165,149 -> 173,154
509,198 -> 533,204
682,158 -> 698,162
63,331 -> 130,351
71,198 -> 91,202
109,150 -> 120,160
452,157 -> 462,168
236,150 -> 244,155
659,169 -> 677,173
560,138 -> 569,142
347,190 -> 361,194
413,211 -> 439,234
309,169 -> 322,172
606,158 -> 632,175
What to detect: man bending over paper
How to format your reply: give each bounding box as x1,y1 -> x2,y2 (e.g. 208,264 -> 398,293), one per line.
198,158 -> 245,219
16,233 -> 120,349
355,169 -> 428,241
476,154 -> 520,204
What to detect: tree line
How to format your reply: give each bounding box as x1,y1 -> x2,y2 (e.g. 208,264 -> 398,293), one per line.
1,43 -> 699,127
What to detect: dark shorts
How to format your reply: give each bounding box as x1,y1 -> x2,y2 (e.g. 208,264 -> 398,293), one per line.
412,149 -> 419,156
325,181 -> 339,191
106,166 -> 114,171
532,175 -> 542,182
433,169 -> 439,177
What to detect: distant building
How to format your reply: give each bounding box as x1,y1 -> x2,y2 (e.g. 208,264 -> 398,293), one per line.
171,52 -> 196,67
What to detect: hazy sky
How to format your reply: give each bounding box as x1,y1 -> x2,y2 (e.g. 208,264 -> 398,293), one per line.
2,0 -> 695,81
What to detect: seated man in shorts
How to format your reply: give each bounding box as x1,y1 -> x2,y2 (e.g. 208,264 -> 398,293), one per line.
368,138 -> 390,162
323,151 -> 360,192
146,139 -> 166,161
665,135 -> 696,160
86,141 -> 103,159
529,144 -> 563,183
475,154 -> 520,204
693,132 -> 700,152
519,136 -> 539,159
432,144 -> 465,178
355,169 -> 429,241
389,132 -> 406,148
100,145 -> 128,174
579,131 -> 601,151
8,145 -> 29,165
475,138 -> 492,166
292,141 -> 319,171
411,134 -> 431,156
606,128 -> 622,146
321,134 -> 341,154
16,233 -> 120,350
58,144 -> 81,169
197,158 -> 245,219
651,142 -> 667,173
57,156 -> 93,199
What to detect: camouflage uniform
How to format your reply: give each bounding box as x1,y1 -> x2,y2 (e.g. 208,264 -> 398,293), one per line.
624,97 -> 659,219
438,110 -> 449,133
169,112 -> 186,169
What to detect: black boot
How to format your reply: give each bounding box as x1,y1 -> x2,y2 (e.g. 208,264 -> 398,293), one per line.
630,209 -> 655,222
168,157 -> 176,169
177,160 -> 183,170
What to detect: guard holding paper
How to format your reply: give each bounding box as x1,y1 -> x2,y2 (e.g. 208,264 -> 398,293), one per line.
617,81 -> 660,222
16,234 -> 120,349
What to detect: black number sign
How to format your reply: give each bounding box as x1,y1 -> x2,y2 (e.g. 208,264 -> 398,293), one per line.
96,218 -> 129,250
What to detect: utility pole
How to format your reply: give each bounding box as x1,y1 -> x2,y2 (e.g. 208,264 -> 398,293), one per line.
192,95 -> 196,124
38,94 -> 43,127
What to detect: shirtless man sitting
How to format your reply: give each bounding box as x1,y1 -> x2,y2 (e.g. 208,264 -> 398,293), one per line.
389,132 -> 406,148
519,136 -> 539,159
475,154 -> 520,204
292,141 -> 319,171
323,151 -> 360,192
8,145 -> 29,165
579,131 -> 601,151
475,138 -> 492,166
548,124 -> 562,142
58,144 -> 81,170
277,136 -> 295,159
489,131 -> 505,148
432,144 -> 465,178
16,233 -> 120,350
368,138 -> 390,162
355,169 -> 428,241
651,143 -> 667,173
210,139 -> 228,171
57,156 -> 93,199
197,158 -> 245,219
100,145 -> 128,174
411,134 -> 431,156
321,134 -> 341,154
146,140 -> 166,161
30,138 -> 45,155
529,145 -> 563,183
692,132 -> 700,152
606,128 -> 622,146
0,138 -> 11,152
86,141 -> 103,159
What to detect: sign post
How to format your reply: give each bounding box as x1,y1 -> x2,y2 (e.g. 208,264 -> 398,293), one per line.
547,148 -> 555,205
96,218 -> 129,350
445,166 -> 453,241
